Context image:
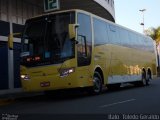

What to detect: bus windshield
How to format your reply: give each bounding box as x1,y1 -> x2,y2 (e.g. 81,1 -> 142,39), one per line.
21,12 -> 75,67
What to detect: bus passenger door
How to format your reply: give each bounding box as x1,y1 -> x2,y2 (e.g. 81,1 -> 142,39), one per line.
76,13 -> 92,87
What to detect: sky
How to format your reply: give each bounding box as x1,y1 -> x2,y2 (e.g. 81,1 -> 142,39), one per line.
114,0 -> 160,33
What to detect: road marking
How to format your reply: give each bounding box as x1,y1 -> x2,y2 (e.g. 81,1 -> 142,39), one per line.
100,99 -> 136,108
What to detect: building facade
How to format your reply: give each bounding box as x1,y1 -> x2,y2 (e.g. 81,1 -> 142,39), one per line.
0,0 -> 115,94
0,0 -> 43,94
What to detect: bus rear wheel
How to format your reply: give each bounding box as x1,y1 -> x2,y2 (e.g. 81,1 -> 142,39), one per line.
146,72 -> 152,85
141,77 -> 147,86
141,70 -> 148,86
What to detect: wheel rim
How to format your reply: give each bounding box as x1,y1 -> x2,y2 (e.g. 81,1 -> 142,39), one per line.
93,76 -> 101,93
146,74 -> 151,85
142,78 -> 147,85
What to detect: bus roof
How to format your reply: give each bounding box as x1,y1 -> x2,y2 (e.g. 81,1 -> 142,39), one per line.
27,9 -> 153,41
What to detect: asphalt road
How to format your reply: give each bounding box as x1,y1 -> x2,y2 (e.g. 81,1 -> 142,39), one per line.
0,78 -> 160,120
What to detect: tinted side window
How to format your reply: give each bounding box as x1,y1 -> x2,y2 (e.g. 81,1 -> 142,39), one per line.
128,32 -> 137,48
144,38 -> 149,51
137,35 -> 144,50
93,18 -> 108,45
108,24 -> 120,45
77,13 -> 92,66
142,37 -> 147,51
147,38 -> 155,52
118,27 -> 129,47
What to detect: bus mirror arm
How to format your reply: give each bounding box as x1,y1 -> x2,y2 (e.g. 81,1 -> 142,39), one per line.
8,34 -> 14,50
8,33 -> 22,50
69,24 -> 79,40
70,37 -> 79,44
75,40 -> 79,44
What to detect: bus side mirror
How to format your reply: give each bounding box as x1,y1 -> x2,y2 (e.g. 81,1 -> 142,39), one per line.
68,24 -> 79,40
8,33 -> 21,50
13,33 -> 22,37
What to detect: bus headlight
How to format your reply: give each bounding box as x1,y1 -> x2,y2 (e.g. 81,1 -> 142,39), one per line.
60,68 -> 75,77
21,74 -> 30,80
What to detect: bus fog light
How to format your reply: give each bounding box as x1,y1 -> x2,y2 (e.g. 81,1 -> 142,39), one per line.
21,74 -> 30,80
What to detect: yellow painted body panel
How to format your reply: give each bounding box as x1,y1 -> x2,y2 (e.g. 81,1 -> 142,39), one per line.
21,59 -> 94,92
21,43 -> 156,92
94,44 -> 157,84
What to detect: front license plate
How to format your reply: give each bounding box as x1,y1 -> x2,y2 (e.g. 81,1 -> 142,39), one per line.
40,81 -> 50,87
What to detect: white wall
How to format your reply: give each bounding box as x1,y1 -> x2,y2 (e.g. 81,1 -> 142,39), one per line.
0,0 -> 43,95
93,0 -> 115,19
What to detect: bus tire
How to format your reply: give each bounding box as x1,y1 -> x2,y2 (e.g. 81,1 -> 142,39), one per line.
90,71 -> 102,95
141,70 -> 147,86
146,70 -> 152,86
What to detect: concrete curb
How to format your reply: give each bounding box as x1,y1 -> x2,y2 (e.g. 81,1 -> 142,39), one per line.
0,98 -> 15,106
0,92 -> 43,106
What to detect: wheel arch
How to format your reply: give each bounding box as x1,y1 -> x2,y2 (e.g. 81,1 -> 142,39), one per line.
94,66 -> 104,85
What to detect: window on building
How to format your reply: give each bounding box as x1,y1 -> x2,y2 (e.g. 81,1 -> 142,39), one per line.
0,0 -> 8,21
11,0 -> 43,25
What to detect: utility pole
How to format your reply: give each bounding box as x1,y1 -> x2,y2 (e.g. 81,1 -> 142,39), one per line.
139,9 -> 146,34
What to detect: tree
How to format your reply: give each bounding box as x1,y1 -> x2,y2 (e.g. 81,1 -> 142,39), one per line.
145,27 -> 160,45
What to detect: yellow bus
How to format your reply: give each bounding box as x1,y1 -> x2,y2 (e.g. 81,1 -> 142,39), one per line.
20,9 -> 157,94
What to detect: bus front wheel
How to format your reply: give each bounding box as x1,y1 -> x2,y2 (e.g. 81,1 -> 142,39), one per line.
90,72 -> 102,95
